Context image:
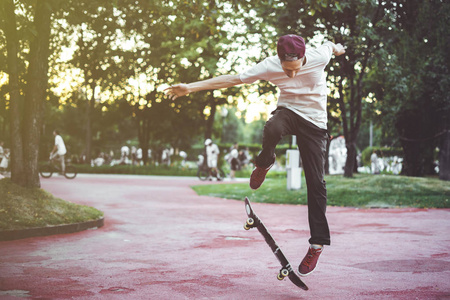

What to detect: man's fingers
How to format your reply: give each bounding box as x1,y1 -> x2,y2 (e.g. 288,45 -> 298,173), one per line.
168,93 -> 178,101
163,86 -> 176,100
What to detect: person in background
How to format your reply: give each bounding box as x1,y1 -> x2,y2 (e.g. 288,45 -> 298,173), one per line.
120,145 -> 130,164
205,138 -> 221,181
0,141 -> 6,173
371,150 -> 379,174
50,130 -> 67,174
229,147 -> 240,180
0,141 -> 4,163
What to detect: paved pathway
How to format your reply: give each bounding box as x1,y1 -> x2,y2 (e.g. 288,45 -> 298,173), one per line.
1,174 -> 449,299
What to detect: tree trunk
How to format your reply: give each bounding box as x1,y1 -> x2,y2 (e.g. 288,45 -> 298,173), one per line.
344,140 -> 357,178
395,108 -> 439,177
21,0 -> 52,188
439,130 -> 450,181
4,0 -> 52,188
400,140 -> 425,177
85,82 -> 96,164
2,0 -> 25,186
337,74 -> 362,178
204,97 -> 216,140
85,95 -> 91,163
137,112 -> 150,165
324,137 -> 332,175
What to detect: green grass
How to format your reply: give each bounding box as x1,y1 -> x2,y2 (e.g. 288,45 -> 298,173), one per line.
0,178 -> 103,231
192,174 -> 450,208
72,164 -> 199,176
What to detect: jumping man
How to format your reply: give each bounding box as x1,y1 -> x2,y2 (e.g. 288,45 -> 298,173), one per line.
165,34 -> 346,276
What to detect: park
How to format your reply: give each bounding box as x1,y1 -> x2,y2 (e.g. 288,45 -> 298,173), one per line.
1,0 -> 449,299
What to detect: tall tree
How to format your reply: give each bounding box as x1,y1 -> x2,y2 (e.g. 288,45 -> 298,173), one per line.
374,0 -> 450,178
116,0 -> 250,157
63,1 -> 130,163
1,0 -> 55,187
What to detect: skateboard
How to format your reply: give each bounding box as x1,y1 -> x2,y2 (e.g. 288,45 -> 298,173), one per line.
243,197 -> 308,290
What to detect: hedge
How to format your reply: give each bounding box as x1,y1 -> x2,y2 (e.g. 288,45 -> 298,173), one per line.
361,146 -> 403,166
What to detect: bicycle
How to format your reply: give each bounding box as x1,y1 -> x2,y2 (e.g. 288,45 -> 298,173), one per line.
40,157 -> 77,179
197,164 -> 226,181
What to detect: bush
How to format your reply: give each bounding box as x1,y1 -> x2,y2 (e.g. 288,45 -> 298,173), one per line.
361,147 -> 403,166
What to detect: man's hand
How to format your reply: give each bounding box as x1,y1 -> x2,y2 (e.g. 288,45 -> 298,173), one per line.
333,43 -> 346,56
164,83 -> 190,100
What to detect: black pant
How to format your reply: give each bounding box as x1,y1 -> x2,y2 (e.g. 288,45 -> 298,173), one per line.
255,107 -> 330,246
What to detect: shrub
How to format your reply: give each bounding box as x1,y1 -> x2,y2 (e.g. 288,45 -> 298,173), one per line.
361,147 -> 403,166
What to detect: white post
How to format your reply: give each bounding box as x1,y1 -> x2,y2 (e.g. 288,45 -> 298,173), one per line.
286,149 -> 302,190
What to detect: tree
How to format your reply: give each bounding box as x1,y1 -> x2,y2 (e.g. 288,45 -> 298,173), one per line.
114,0 -> 253,158
1,0 -> 55,187
105,0 -> 209,163
62,1 -> 131,163
372,0 -> 450,178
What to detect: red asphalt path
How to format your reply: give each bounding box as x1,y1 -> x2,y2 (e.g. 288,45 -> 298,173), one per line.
0,174 -> 449,299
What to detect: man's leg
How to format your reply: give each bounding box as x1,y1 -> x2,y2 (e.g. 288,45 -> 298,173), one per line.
296,129 -> 330,246
251,108 -> 295,190
296,119 -> 329,276
60,155 -> 65,174
255,108 -> 293,168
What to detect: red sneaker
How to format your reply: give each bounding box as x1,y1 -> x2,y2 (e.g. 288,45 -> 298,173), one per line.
249,155 -> 275,190
298,245 -> 323,277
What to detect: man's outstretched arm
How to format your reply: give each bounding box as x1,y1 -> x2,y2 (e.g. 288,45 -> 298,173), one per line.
326,41 -> 346,56
164,74 -> 243,100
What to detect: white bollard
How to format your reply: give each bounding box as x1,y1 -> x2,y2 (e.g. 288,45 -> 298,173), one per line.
286,149 -> 302,190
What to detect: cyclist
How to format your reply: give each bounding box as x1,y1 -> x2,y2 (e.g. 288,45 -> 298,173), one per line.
50,130 -> 67,175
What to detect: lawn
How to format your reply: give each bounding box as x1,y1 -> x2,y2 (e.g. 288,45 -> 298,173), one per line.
0,178 -> 103,231
192,174 -> 450,208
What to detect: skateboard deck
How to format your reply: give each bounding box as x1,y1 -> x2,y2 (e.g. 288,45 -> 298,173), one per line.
243,197 -> 308,290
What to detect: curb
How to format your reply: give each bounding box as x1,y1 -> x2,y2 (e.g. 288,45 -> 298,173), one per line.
0,217 -> 104,242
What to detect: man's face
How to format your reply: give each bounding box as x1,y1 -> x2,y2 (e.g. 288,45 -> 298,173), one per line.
281,58 -> 304,78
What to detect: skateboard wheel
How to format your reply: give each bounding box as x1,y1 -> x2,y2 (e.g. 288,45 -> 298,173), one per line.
277,268 -> 289,280
244,218 -> 254,230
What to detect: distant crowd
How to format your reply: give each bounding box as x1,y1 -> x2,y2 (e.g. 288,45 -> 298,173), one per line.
89,140 -> 252,175
0,135 -> 252,178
